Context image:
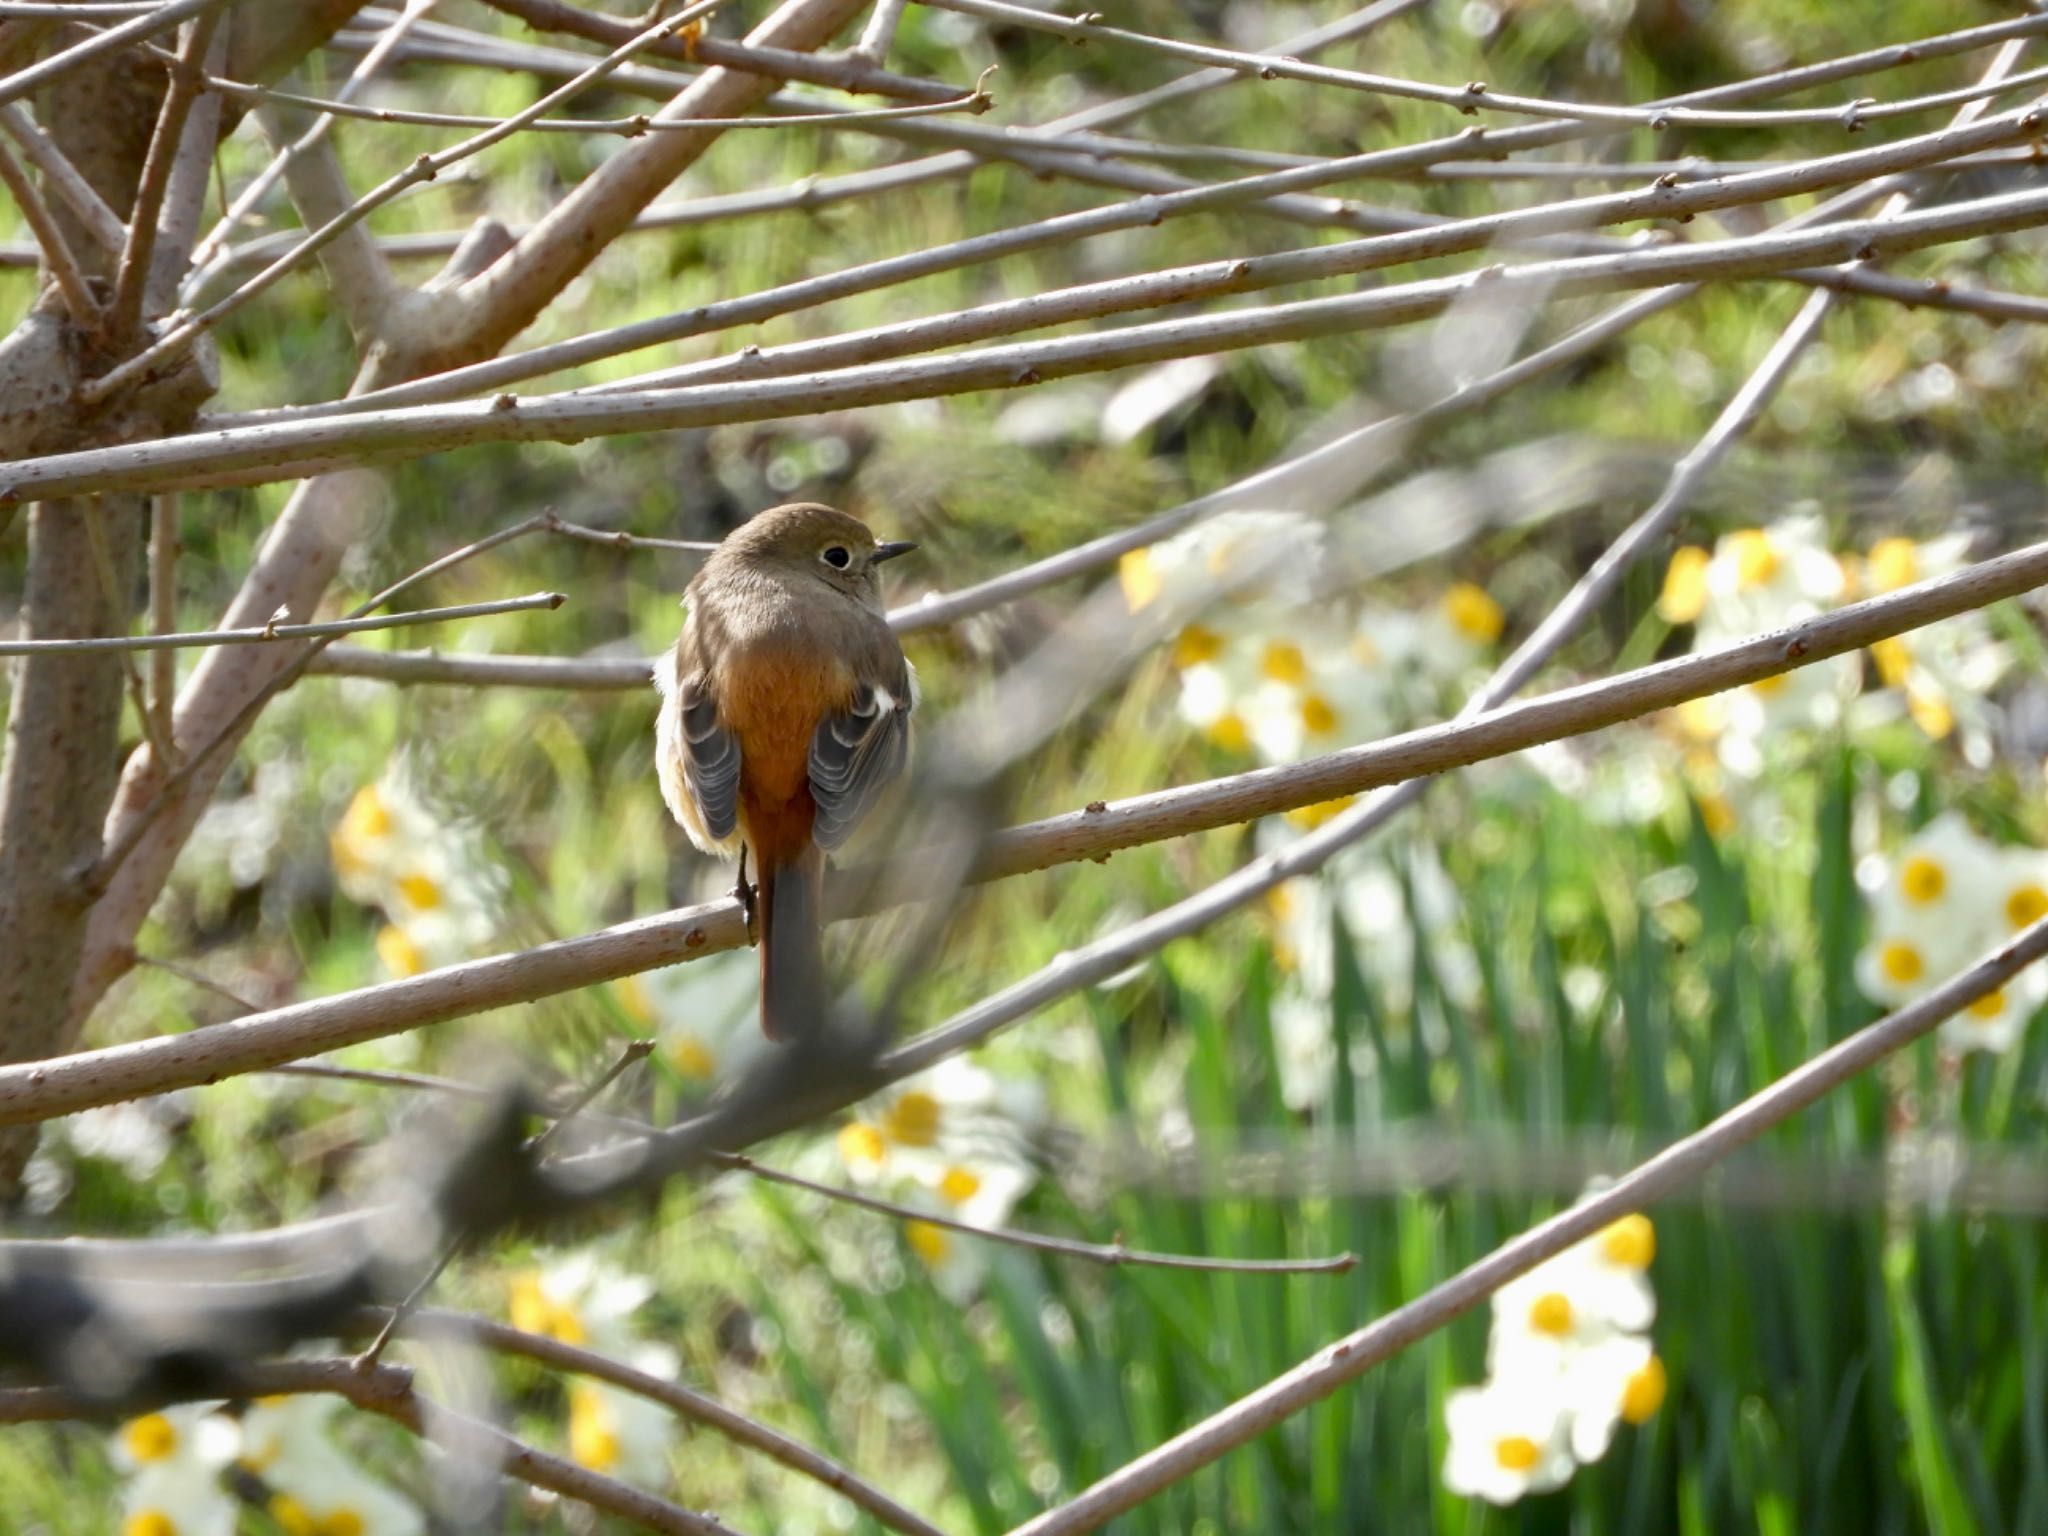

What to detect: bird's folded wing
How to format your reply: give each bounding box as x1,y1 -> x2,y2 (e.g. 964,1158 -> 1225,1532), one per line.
679,672 -> 742,841
808,671 -> 912,851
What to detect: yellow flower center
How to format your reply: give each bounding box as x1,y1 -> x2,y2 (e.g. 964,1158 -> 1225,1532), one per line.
1299,693 -> 1338,735
122,1514 -> 179,1536
1871,635 -> 1911,688
1674,696 -> 1722,741
508,1273 -> 587,1346
395,870 -> 443,911
120,1413 -> 178,1464
1599,1213 -> 1656,1269
1658,546 -> 1710,624
1907,687 -> 1954,741
884,1090 -> 942,1148
1968,988 -> 2007,1020
1527,1291 -> 1574,1336
2007,884 -> 2048,930
1206,712 -> 1250,753
270,1496 -> 316,1536
1867,536 -> 1919,593
1260,640 -> 1309,685
611,975 -> 653,1026
906,1220 -> 950,1267
569,1383 -> 621,1473
1899,856 -> 1946,905
1879,941 -> 1924,985
1284,795 -> 1356,831
837,1121 -> 886,1168
330,785 -> 393,876
1749,673 -> 1788,698
1493,1435 -> 1541,1472
1442,581 -> 1505,644
1118,548 -> 1161,611
1171,624 -> 1224,668
375,924 -> 424,978
668,1034 -> 715,1080
939,1166 -> 982,1205
324,1514 -> 366,1536
1729,529 -> 1780,589
1622,1356 -> 1668,1424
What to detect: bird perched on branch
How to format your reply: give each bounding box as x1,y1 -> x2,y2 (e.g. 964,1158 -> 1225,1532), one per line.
655,503 -> 917,1040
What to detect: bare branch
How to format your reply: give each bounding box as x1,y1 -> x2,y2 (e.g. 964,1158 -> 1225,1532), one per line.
106,8 -> 222,340
0,1357 -> 750,1536
0,591 -> 567,656
0,136 -> 99,330
80,0 -> 732,405
711,1152 -> 1358,1274
388,1306 -> 947,1536
0,0 -> 227,111
5,538 -> 2046,1125
17,180 -> 2048,502
305,645 -> 653,688
0,105 -> 123,253
920,0 -> 2048,130
477,0 -> 959,102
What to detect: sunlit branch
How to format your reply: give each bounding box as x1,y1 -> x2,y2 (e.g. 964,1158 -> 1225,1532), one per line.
0,592 -> 566,656
0,133 -> 99,330
204,84 -> 2048,428
105,8 -> 220,340
0,104 -> 123,253
920,0 -> 2048,130
77,0 -> 730,406
15,182 -> 2048,502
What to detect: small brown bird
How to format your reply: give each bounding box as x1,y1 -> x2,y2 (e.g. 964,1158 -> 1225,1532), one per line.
655,503 -> 917,1040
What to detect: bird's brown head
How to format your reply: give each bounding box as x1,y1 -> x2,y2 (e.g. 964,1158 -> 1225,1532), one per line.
718,502 -> 916,615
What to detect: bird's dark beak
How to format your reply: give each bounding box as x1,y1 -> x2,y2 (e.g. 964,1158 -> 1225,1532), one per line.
873,540 -> 918,564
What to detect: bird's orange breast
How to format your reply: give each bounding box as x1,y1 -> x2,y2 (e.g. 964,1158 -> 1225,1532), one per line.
719,645 -> 855,862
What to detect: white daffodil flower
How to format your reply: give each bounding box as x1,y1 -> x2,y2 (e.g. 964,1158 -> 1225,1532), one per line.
568,1344 -> 682,1487
837,1055 -> 1044,1188
611,950 -> 765,1085
1560,1332 -> 1668,1463
509,1251 -> 657,1357
1442,1378 -> 1575,1504
1489,1214 -> 1657,1370
111,1404 -> 240,1536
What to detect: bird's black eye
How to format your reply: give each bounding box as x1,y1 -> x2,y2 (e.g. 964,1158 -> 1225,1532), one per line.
822,546 -> 852,569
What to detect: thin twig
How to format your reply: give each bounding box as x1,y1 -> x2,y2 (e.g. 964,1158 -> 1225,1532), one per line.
0,592 -> 566,655
20,178 -> 2048,503
711,1151 -> 1357,1273
146,494 -> 177,757
544,513 -> 719,553
85,515 -> 564,892
0,103 -> 124,253
370,1308 -> 950,1536
172,58 -> 997,134
305,645 -> 655,688
920,0 -> 2046,130
0,1358 -> 748,1536
0,135 -> 99,330
183,0 -> 443,289
214,78 -> 2048,428
106,8 -> 220,340
6,538 -> 2047,1125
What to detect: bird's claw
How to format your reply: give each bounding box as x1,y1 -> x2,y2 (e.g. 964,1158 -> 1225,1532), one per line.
734,873 -> 758,944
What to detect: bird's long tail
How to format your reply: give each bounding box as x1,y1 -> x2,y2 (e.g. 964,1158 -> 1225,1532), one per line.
757,841 -> 826,1041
